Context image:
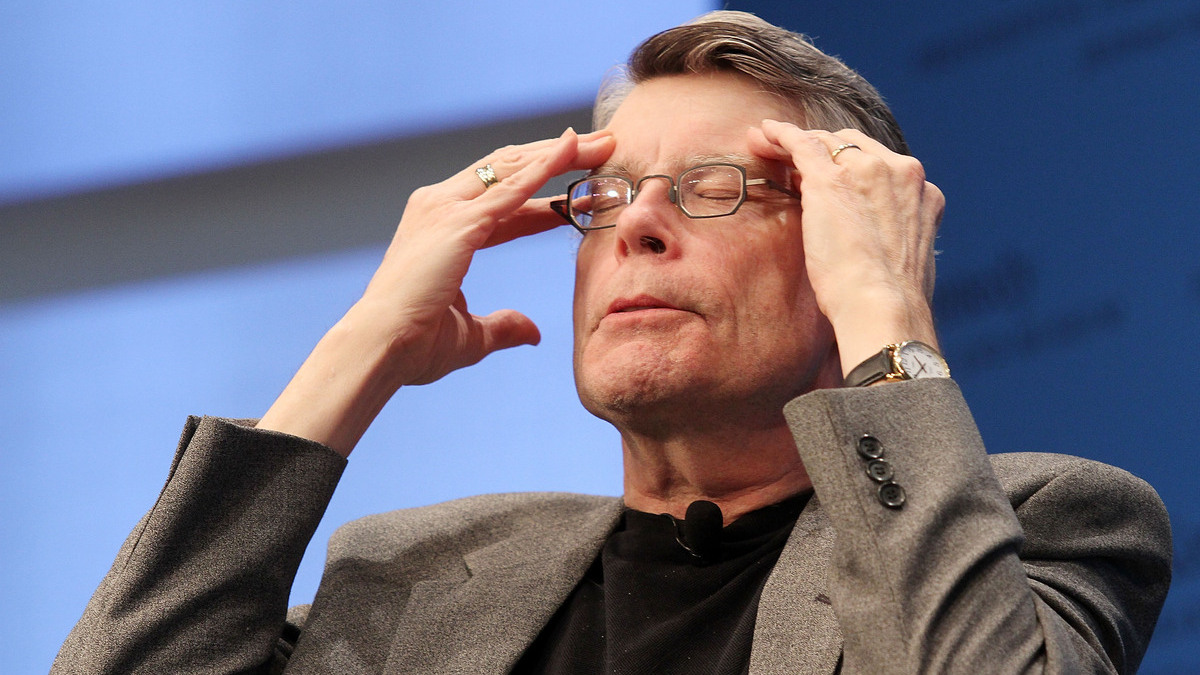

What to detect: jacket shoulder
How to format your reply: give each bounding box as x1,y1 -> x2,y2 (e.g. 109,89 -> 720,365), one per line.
988,451 -> 1171,563
328,492 -> 620,559
989,452 -> 1166,514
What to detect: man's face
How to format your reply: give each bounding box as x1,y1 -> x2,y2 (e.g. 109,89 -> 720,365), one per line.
572,72 -> 840,430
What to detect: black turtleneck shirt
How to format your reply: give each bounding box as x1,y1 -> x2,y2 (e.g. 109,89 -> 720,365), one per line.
511,493 -> 810,674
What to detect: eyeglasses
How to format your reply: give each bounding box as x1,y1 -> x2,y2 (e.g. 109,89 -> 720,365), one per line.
550,162 -> 801,233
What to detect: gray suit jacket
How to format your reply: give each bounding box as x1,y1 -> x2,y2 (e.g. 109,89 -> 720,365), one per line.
53,380 -> 1171,674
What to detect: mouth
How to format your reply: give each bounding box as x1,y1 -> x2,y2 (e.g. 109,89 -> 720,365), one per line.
604,294 -> 686,317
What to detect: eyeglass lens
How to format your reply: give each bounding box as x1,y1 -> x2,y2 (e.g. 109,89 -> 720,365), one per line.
568,164 -> 746,230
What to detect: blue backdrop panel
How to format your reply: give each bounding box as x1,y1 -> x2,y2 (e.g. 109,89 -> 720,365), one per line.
3,1 -> 1197,672
0,3 -> 711,673
729,1 -> 1199,671
0,1 -> 707,203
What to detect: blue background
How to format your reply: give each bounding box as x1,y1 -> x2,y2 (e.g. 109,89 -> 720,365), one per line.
736,2 -> 1200,670
2,1 -> 1197,672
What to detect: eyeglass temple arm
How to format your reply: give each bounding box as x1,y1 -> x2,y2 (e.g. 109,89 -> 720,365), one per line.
747,178 -> 801,200
549,198 -> 594,234
549,199 -> 571,222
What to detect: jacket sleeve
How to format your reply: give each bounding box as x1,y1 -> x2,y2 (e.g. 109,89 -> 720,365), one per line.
783,378 -> 1171,675
51,416 -> 347,674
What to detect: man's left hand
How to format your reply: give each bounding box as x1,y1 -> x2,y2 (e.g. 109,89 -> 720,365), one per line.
749,120 -> 945,379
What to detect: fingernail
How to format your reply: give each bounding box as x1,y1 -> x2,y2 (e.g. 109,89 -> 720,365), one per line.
561,127 -> 575,138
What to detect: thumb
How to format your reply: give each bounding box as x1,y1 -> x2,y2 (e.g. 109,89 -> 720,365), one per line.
477,309 -> 542,355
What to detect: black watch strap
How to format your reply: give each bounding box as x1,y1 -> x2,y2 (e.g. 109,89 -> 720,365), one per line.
844,347 -> 892,388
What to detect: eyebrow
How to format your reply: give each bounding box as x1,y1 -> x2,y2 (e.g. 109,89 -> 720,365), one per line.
590,153 -> 774,178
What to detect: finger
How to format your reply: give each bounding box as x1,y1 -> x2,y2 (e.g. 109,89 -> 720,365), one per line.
461,129 -> 611,225
757,119 -> 847,185
451,129 -> 614,199
758,120 -> 874,160
825,128 -> 894,157
802,128 -> 874,165
480,197 -> 570,249
477,309 -> 541,353
450,138 -> 566,197
455,131 -> 613,249
747,126 -> 793,163
492,128 -> 614,184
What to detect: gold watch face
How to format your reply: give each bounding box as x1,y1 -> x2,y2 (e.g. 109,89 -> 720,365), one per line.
894,341 -> 950,380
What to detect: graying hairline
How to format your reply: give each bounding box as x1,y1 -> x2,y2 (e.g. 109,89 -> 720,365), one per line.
594,73 -> 828,137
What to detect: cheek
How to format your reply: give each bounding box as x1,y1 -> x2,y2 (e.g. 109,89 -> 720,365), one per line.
729,227 -> 816,336
724,218 -> 806,300
572,237 -> 606,337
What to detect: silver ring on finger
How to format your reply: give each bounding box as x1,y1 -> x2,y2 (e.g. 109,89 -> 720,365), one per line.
830,143 -> 861,161
476,164 -> 499,189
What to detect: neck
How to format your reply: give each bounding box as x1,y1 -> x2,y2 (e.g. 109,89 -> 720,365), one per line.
619,415 -> 811,526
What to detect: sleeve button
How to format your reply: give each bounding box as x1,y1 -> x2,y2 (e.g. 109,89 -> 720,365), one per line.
857,435 -> 884,459
877,482 -> 906,508
865,459 -> 894,483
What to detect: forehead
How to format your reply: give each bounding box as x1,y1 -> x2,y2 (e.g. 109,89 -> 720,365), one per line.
594,152 -> 775,179
601,72 -> 795,175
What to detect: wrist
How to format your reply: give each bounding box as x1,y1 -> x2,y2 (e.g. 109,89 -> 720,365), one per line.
258,307 -> 403,457
843,340 -> 949,388
826,291 -> 938,379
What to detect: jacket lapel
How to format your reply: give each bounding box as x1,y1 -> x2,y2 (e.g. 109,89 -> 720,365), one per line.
749,496 -> 843,675
382,498 -> 624,674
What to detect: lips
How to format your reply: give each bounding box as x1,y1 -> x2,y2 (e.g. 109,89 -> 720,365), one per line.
605,294 -> 681,316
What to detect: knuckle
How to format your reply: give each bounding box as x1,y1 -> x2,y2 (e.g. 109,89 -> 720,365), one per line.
407,184 -> 436,206
826,165 -> 854,186
926,182 -> 946,207
495,145 -> 526,166
801,134 -> 827,153
898,156 -> 927,182
859,154 -> 889,176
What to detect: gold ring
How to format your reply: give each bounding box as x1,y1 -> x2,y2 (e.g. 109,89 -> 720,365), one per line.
830,143 -> 861,160
475,164 -> 499,189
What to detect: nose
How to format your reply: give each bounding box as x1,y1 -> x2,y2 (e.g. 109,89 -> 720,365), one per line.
612,176 -> 677,257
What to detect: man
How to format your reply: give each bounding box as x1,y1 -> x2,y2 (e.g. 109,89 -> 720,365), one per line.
54,11 -> 1170,674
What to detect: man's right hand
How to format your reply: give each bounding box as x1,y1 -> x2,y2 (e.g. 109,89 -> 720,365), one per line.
257,128 -> 615,456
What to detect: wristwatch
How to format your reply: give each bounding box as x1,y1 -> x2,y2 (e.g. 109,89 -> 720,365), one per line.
844,340 -> 950,387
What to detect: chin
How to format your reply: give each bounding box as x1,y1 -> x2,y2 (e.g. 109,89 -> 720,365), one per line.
577,358 -> 676,414
574,347 -> 699,423
575,348 -> 840,434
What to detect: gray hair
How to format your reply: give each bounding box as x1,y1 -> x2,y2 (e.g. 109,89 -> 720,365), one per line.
593,11 -> 909,155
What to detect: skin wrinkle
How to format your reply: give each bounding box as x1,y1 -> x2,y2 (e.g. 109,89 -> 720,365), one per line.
572,73 -> 845,520
591,152 -> 781,181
